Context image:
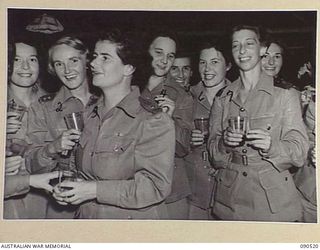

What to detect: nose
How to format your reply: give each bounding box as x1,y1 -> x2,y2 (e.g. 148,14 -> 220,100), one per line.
21,60 -> 30,70
161,55 -> 168,64
239,44 -> 246,54
64,63 -> 71,74
178,69 -> 183,78
268,56 -> 275,65
90,57 -> 97,70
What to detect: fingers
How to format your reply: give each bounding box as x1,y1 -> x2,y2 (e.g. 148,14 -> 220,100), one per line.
190,129 -> 205,146
6,169 -> 19,176
223,129 -> 244,146
5,156 -> 23,174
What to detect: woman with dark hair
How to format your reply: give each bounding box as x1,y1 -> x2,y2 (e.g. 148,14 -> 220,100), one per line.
185,39 -> 232,220
52,30 -> 175,219
27,36 -> 99,219
5,38 -> 60,219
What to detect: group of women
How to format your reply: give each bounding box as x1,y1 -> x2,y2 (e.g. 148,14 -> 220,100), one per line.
4,25 -> 316,222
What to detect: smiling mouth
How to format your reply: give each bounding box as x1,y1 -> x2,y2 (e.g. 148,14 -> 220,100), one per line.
156,65 -> 167,70
65,74 -> 77,80
264,67 -> 276,71
18,73 -> 32,77
204,74 -> 215,80
239,56 -> 251,62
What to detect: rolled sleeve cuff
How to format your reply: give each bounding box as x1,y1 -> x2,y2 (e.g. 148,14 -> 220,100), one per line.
96,180 -> 121,206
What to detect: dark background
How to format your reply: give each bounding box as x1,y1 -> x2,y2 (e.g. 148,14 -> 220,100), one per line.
8,9 -> 317,90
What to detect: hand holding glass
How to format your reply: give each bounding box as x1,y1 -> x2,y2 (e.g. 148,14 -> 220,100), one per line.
61,112 -> 84,156
194,118 -> 209,142
7,103 -> 27,122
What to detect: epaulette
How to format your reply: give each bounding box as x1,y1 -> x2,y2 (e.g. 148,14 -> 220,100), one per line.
138,96 -> 162,114
38,93 -> 56,103
274,77 -> 295,89
87,95 -> 99,107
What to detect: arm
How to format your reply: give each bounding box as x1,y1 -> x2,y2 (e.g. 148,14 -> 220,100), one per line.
259,89 -> 309,171
207,96 -> 232,168
4,174 -> 30,198
26,102 -> 58,173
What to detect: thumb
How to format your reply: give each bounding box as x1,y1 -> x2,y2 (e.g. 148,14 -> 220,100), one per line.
42,184 -> 54,193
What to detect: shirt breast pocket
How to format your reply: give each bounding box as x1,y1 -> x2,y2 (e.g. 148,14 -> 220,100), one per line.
249,114 -> 275,131
94,135 -> 135,178
96,135 -> 134,155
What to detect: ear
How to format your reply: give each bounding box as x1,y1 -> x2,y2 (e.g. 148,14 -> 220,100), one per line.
226,62 -> 232,72
124,64 -> 136,76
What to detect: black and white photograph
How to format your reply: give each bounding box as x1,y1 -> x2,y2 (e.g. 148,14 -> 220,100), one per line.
1,0 -> 319,243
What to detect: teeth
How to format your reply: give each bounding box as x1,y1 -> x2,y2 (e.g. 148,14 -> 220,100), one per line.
65,75 -> 77,80
239,57 -> 250,62
18,73 -> 32,77
204,74 -> 215,80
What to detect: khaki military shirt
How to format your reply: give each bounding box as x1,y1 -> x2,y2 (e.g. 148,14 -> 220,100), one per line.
142,80 -> 193,203
208,73 -> 309,221
185,81 -> 228,209
27,85 -> 98,173
75,87 -> 175,219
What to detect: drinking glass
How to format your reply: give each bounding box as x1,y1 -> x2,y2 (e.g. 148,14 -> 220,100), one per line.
228,116 -> 248,135
7,103 -> 27,121
61,111 -> 84,156
194,117 -> 209,141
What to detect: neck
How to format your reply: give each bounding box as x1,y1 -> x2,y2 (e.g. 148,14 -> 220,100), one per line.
239,64 -> 261,90
69,80 -> 91,106
102,81 -> 131,111
9,83 -> 36,107
204,80 -> 226,106
147,75 -> 165,91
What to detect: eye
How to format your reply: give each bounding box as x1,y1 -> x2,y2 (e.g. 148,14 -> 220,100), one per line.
30,57 -> 38,63
154,50 -> 163,56
71,58 -> 80,63
54,62 -> 63,68
275,54 -> 282,59
168,54 -> 175,60
14,57 -> 22,63
170,66 -> 178,71
232,43 -> 239,49
210,60 -> 219,65
199,61 -> 205,65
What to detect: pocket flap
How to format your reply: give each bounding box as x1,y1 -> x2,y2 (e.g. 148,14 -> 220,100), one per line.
96,136 -> 134,154
218,169 -> 238,188
250,114 -> 275,130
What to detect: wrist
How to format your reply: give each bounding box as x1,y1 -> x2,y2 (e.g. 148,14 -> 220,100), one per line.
43,144 -> 58,159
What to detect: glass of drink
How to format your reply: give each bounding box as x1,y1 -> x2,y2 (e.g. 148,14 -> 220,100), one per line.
7,102 -> 27,121
194,117 -> 209,141
228,116 -> 248,135
61,111 -> 84,156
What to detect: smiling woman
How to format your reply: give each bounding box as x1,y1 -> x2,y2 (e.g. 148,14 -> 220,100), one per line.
26,36 -> 100,219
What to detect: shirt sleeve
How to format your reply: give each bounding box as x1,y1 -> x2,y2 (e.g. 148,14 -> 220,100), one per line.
26,101 -> 58,173
207,96 -> 232,168
261,89 -> 309,171
96,112 -> 175,209
172,94 -> 193,157
4,174 -> 30,198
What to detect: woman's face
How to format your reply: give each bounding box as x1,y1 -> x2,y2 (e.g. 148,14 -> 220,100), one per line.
232,29 -> 261,72
51,44 -> 88,90
261,43 -> 283,77
90,40 -> 128,90
10,43 -> 39,88
149,36 -> 176,77
199,47 -> 229,87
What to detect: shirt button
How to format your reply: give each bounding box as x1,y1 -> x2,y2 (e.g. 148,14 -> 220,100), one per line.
90,152 -> 94,156
114,146 -> 119,152
240,107 -> 245,112
242,172 -> 248,177
242,149 -> 247,153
